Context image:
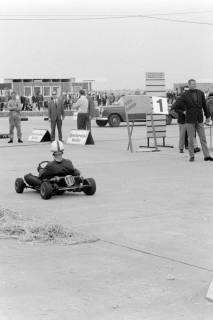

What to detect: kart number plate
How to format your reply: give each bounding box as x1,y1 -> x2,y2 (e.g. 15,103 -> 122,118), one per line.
65,175 -> 75,186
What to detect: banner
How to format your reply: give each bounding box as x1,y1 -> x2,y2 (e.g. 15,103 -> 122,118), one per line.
66,130 -> 94,145
152,97 -> 168,114
28,129 -> 51,142
124,95 -> 151,114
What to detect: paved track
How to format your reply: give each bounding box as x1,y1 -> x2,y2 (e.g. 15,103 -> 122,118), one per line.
1,117 -> 213,320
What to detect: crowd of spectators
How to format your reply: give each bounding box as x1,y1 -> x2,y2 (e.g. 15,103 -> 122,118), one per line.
0,90 -> 133,112
0,92 -> 77,112
4,88 -> 213,113
166,91 -> 177,104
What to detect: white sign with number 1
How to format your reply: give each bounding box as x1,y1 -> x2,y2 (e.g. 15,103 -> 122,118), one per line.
152,96 -> 168,114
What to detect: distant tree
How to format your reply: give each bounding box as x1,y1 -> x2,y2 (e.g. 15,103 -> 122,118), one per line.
134,89 -> 141,95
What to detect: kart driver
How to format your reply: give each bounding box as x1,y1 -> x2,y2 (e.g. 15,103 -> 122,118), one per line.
24,141 -> 80,187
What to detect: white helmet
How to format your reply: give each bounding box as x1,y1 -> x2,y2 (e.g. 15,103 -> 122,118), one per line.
51,140 -> 64,153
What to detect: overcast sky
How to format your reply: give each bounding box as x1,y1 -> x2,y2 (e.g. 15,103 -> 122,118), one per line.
0,0 -> 213,90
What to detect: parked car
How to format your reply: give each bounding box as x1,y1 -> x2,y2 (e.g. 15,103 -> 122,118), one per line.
95,103 -> 175,127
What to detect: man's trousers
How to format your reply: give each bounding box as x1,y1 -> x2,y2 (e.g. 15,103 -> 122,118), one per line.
77,113 -> 90,130
186,123 -> 210,158
179,123 -> 198,150
9,113 -> 22,140
51,118 -> 62,141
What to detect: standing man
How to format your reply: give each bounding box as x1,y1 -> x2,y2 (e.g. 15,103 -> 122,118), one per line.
74,89 -> 89,130
171,97 -> 200,153
7,91 -> 23,143
87,92 -> 95,131
48,92 -> 65,142
173,79 -> 213,162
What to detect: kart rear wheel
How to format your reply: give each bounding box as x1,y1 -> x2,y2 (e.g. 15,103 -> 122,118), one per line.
40,182 -> 53,200
15,178 -> 25,193
83,178 -> 96,195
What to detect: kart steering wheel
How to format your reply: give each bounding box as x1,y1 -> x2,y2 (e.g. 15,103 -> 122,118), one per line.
37,161 -> 49,173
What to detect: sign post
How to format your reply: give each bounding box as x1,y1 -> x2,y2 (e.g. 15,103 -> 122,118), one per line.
124,95 -> 151,152
126,114 -> 134,152
209,125 -> 213,150
28,129 -> 51,142
66,130 -> 94,145
150,105 -> 158,151
140,96 -> 173,150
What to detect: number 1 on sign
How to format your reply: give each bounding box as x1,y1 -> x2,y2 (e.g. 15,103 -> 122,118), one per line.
156,99 -> 163,112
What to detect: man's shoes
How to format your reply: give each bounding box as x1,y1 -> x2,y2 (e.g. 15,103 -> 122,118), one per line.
18,139 -> 23,143
204,156 -> 213,161
8,139 -> 13,143
189,157 -> 195,162
180,149 -> 184,153
185,146 -> 188,150
194,147 -> 200,153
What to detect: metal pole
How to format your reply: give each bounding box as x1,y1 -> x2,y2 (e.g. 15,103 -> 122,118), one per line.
126,112 -> 133,152
150,108 -> 158,151
210,125 -> 213,150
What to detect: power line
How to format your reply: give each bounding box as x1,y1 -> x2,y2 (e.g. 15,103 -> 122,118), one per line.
0,10 -> 213,16
146,15 -> 213,26
0,12 -> 213,25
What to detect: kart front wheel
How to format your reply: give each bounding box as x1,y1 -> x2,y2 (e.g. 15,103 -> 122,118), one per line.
83,178 -> 96,195
40,182 -> 53,200
15,178 -> 25,193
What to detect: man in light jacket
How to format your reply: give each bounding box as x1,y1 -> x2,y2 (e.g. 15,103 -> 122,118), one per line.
74,89 -> 89,130
7,91 -> 23,143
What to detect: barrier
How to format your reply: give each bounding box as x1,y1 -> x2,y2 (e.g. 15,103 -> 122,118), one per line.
125,95 -> 173,152
28,129 -> 51,142
124,95 -> 152,152
144,113 -> 172,148
206,278 -> 213,301
204,124 -> 213,151
66,130 -> 94,145
0,110 -> 73,117
0,133 -> 9,139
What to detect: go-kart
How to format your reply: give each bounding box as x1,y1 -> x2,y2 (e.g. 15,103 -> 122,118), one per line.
15,161 -> 96,200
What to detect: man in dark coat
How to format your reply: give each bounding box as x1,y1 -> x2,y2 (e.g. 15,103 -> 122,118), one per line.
48,92 -> 65,141
173,79 -> 212,162
171,99 -> 200,153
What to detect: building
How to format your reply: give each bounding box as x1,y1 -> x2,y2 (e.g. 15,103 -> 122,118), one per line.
0,82 -> 12,96
3,78 -> 94,100
72,80 -> 94,93
174,82 -> 213,95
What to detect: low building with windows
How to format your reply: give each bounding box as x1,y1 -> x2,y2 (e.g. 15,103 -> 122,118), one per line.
4,78 -> 75,100
72,80 -> 94,93
3,78 -> 94,100
174,82 -> 213,95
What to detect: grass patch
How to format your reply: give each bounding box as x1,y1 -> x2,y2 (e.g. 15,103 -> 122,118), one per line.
0,207 -> 98,245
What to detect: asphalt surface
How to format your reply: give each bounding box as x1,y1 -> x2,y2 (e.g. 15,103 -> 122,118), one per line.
1,116 -> 213,320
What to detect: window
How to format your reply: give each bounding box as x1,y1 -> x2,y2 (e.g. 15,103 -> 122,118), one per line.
51,86 -> 61,96
33,86 -> 42,96
43,86 -> 51,97
24,86 -> 32,97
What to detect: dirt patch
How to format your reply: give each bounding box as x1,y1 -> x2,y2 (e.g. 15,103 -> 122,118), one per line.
0,207 -> 98,245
